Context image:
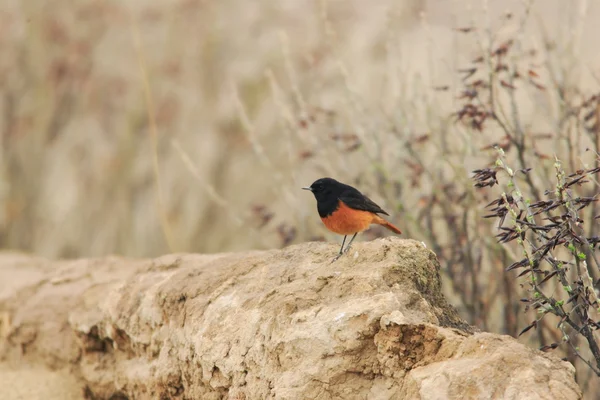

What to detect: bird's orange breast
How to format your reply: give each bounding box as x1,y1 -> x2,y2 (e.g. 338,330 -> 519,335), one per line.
321,201 -> 376,235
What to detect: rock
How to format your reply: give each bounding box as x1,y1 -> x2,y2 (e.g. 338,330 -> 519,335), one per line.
0,239 -> 581,399
0,363 -> 82,400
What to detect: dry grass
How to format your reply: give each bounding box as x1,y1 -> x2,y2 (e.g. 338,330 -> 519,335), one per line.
1,0 -> 600,395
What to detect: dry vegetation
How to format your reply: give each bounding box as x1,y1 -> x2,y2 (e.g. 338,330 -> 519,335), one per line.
2,0 -> 600,396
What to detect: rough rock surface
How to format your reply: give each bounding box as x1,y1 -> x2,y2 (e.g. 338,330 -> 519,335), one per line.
0,239 -> 581,400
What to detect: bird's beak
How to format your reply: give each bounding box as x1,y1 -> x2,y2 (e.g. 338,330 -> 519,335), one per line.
302,187 -> 312,191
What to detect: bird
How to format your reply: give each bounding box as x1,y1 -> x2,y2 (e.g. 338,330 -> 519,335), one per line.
303,177 -> 401,262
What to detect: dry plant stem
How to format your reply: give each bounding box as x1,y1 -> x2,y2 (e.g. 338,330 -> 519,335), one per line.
553,160 -> 600,372
493,149 -> 600,374
555,157 -> 600,275
170,140 -> 284,249
569,337 -> 600,376
279,32 -> 308,120
506,86 -> 543,203
553,162 -> 600,312
580,259 -> 600,309
170,140 -> 243,226
265,70 -> 296,164
130,18 -> 176,252
484,56 -> 543,203
502,252 -> 518,335
470,3 -> 542,203
404,141 -> 482,320
232,83 -> 273,171
587,106 -> 600,278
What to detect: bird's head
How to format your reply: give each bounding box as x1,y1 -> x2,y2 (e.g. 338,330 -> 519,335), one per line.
302,177 -> 341,202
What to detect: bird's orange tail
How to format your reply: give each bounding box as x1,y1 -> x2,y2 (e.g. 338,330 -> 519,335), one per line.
373,215 -> 402,234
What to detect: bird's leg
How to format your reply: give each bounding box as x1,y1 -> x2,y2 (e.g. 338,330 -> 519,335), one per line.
339,235 -> 347,255
331,235 -> 347,263
343,233 -> 358,254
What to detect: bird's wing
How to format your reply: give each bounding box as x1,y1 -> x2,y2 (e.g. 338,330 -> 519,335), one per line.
339,188 -> 390,216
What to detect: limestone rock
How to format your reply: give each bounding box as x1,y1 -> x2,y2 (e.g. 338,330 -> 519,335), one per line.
0,239 -> 581,399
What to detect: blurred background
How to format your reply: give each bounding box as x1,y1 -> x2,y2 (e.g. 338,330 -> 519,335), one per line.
1,0 -> 600,395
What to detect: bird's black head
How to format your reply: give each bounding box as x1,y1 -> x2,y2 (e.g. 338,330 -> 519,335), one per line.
303,177 -> 346,215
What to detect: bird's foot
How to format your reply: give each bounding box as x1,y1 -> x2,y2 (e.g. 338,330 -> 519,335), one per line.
331,252 -> 343,263
343,244 -> 352,254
